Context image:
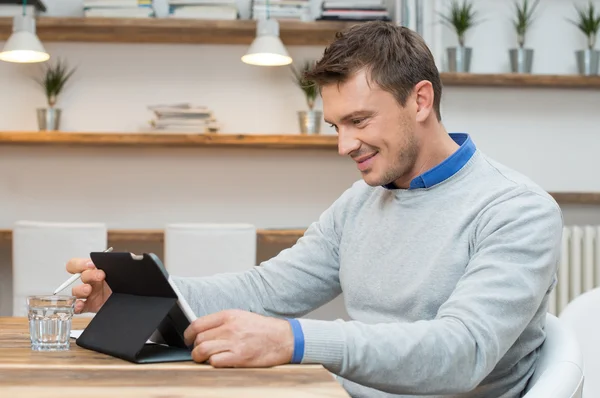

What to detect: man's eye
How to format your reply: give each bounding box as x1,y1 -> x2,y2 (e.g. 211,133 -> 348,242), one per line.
352,118 -> 365,125
329,124 -> 338,131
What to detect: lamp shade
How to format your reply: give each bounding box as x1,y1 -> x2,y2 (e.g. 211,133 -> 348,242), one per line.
0,15 -> 49,63
242,19 -> 292,66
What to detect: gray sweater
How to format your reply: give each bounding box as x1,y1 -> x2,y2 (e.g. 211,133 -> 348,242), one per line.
173,149 -> 563,398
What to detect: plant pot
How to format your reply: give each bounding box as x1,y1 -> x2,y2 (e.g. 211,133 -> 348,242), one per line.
509,48 -> 534,74
446,46 -> 472,73
37,107 -> 61,131
576,49 -> 600,76
298,110 -> 322,135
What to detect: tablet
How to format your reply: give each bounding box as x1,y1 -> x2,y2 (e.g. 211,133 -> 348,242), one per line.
77,251 -> 197,363
146,252 -> 197,324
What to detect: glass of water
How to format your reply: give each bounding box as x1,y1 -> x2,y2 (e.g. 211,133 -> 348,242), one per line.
27,295 -> 76,351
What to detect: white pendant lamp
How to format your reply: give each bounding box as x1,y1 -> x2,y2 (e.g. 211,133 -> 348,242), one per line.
0,3 -> 50,64
242,19 -> 292,66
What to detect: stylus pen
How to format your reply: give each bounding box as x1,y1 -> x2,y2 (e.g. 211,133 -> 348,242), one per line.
52,247 -> 114,295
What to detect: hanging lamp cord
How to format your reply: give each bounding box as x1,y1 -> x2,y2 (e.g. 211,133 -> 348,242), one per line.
266,0 -> 270,20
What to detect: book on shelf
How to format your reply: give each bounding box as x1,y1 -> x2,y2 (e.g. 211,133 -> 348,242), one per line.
168,0 -> 238,20
251,0 -> 310,21
148,103 -> 220,133
149,108 -> 213,119
83,0 -> 154,18
317,0 -> 390,21
149,120 -> 220,133
168,0 -> 236,4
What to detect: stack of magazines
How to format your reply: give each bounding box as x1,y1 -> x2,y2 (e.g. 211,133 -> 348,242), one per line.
148,103 -> 220,133
317,0 -> 390,21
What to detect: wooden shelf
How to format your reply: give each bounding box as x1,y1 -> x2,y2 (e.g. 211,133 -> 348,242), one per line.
0,17 -> 357,46
440,72 -> 600,89
0,131 -> 338,150
0,18 -> 597,89
0,228 -> 306,245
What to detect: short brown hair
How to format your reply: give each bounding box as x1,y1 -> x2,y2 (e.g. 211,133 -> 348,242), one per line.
305,21 -> 443,121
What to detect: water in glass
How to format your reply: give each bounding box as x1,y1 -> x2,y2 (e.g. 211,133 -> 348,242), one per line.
27,295 -> 75,351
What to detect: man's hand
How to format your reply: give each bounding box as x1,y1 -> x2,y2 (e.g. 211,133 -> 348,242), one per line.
183,309 -> 295,367
65,257 -> 112,314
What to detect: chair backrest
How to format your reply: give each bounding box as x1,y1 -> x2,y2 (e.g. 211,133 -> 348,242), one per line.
559,287 -> 600,398
164,223 -> 256,277
12,220 -> 107,316
523,313 -> 584,398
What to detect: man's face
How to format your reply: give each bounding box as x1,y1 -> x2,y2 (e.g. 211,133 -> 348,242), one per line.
322,70 -> 419,187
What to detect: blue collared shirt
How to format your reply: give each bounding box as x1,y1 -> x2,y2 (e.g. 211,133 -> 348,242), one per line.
287,133 -> 476,364
384,132 -> 476,190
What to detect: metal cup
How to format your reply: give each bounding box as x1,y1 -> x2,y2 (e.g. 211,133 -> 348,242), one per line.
576,49 -> 600,76
37,108 -> 61,131
509,48 -> 534,74
298,110 -> 322,135
447,47 -> 472,73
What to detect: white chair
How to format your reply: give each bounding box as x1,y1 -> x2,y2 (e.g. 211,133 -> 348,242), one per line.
522,313 -> 584,397
559,287 -> 600,397
12,220 -> 107,316
163,223 -> 256,277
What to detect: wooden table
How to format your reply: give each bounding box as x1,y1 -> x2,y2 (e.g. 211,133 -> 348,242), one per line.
0,317 -> 349,398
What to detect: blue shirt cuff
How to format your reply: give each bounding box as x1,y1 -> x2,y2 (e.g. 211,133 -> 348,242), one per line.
286,318 -> 305,364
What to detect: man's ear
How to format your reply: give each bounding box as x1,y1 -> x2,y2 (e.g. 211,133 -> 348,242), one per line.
414,80 -> 434,123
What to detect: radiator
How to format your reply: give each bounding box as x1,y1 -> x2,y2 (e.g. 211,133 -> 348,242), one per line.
549,226 -> 600,315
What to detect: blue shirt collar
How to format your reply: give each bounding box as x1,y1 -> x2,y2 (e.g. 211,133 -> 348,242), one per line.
384,133 -> 476,190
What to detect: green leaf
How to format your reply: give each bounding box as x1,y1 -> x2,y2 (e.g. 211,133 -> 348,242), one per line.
567,1 -> 600,48
513,0 -> 540,36
34,58 -> 77,106
290,60 -> 318,109
439,0 -> 482,47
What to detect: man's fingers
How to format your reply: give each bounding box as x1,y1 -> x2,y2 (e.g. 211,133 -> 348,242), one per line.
184,312 -> 228,346
66,258 -> 95,274
74,299 -> 87,314
191,340 -> 230,364
208,351 -> 237,368
193,326 -> 227,348
80,269 -> 106,284
72,284 -> 92,299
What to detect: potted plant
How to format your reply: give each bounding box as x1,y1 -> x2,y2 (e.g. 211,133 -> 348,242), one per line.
510,0 -> 540,73
291,60 -> 321,134
440,0 -> 480,73
34,58 -> 76,131
569,1 -> 600,75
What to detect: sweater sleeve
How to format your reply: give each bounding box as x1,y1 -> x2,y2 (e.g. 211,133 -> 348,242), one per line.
170,184 -> 353,320
296,191 -> 563,395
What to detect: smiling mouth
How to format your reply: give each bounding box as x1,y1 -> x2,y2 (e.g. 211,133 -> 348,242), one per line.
354,153 -> 377,163
354,152 -> 377,171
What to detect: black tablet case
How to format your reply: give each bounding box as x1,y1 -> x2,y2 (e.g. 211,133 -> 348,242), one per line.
76,252 -> 193,363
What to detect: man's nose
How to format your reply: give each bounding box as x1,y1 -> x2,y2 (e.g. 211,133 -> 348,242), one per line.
338,130 -> 361,156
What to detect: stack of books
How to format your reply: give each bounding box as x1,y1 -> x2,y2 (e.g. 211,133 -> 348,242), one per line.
168,0 -> 238,20
318,0 -> 389,21
148,103 -> 220,133
83,0 -> 154,18
251,0 -> 310,21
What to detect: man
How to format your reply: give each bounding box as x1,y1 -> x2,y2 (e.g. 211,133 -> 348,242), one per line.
66,21 -> 563,397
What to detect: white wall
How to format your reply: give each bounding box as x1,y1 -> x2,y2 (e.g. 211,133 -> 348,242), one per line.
437,0 -> 596,75
1,0 -> 599,315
